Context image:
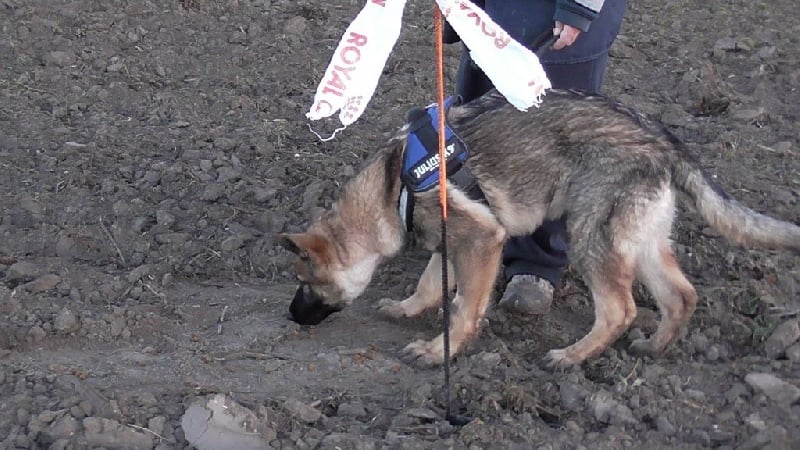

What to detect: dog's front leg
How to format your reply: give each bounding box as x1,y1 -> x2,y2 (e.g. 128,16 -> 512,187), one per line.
378,252 -> 455,318
402,219 -> 505,367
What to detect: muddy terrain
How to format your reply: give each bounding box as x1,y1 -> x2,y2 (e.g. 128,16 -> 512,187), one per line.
1,0 -> 799,448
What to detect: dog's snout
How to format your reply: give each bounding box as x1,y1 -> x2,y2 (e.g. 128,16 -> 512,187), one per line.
289,284 -> 342,325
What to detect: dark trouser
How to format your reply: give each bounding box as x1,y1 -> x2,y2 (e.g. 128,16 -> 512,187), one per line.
454,0 -> 626,286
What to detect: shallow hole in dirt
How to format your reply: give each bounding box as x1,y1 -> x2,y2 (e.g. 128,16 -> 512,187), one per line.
535,404 -> 565,429
583,360 -> 619,386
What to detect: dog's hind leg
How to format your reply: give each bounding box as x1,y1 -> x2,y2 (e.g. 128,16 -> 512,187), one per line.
547,251 -> 638,367
630,240 -> 698,356
378,252 -> 455,318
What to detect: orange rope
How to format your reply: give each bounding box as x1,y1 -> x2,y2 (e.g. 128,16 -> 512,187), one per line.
433,6 -> 447,219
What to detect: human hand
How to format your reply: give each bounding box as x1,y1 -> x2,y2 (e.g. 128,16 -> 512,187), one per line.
552,21 -> 582,50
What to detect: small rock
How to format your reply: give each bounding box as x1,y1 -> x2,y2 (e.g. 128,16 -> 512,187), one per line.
27,326 -> 46,342
16,408 -> 30,426
690,332 -> 710,354
661,104 -> 692,127
252,186 -> 278,203
763,319 -> 800,359
106,62 -> 125,73
283,16 -> 308,35
109,316 -> 126,338
83,417 -> 153,449
756,46 -> 776,59
155,210 -> 176,228
148,416 -> 167,436
55,232 -> 111,264
127,264 -> 153,283
785,343 -> 800,363
739,425 -> 789,450
7,261 -> 41,284
54,308 -> 79,333
227,31 -> 248,45
22,274 -> 61,294
214,137 -> 238,151
70,405 -> 86,420
38,410 -> 59,423
588,390 -> 637,425
744,372 -> 800,405
221,235 -> 247,252
44,415 -> 80,441
201,184 -> 226,202
337,401 -> 368,418
705,345 -> 720,361
559,382 -> 589,412
744,412 -> 767,431
684,389 -> 707,402
730,107 -> 766,121
404,407 -> 437,420
713,37 -> 737,53
253,211 -> 287,233
142,170 -> 161,185
217,166 -> 241,183
283,399 -> 321,424
181,394 -> 271,449
655,415 -> 676,435
44,51 -> 74,67
154,233 -> 191,244
626,327 -> 645,342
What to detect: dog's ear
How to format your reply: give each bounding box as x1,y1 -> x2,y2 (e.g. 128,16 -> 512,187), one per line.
278,233 -> 334,265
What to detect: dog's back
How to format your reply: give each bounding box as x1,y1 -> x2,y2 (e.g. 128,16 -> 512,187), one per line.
447,90 -> 800,254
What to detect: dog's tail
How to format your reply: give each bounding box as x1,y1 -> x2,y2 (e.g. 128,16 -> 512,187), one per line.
673,158 -> 800,254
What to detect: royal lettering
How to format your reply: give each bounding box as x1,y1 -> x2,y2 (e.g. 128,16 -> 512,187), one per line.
319,33 -> 368,101
346,32 -> 368,47
321,85 -> 343,97
371,0 -> 386,6
455,3 -> 510,49
494,35 -> 510,49
340,46 -> 361,65
314,100 -> 333,115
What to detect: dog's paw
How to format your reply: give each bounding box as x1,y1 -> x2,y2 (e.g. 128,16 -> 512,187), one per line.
544,348 -> 583,369
401,338 -> 444,368
377,298 -> 407,319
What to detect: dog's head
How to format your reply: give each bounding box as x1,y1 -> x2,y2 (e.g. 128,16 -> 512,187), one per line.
279,146 -> 407,325
280,232 -> 379,325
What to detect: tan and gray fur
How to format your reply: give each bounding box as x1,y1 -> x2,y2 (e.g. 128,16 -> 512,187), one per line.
282,90 -> 800,367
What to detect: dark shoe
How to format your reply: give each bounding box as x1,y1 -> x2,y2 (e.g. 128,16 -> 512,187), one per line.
497,275 -> 554,315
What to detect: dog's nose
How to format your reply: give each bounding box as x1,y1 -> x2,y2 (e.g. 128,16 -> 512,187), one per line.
288,284 -> 342,325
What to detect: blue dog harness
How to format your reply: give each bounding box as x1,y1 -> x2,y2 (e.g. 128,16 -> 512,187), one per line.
399,98 -> 485,232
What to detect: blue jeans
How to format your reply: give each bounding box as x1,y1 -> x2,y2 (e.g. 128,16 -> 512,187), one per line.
454,0 -> 627,285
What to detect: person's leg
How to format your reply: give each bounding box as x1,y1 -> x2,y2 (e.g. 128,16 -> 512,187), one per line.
455,48 -> 494,103
497,55 -> 609,315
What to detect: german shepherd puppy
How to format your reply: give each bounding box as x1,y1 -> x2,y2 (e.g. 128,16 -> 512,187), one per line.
281,90 -> 800,367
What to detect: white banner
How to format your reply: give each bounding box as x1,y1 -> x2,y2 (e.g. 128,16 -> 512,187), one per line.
306,0 -> 551,136
435,0 -> 551,110
306,0 -> 407,128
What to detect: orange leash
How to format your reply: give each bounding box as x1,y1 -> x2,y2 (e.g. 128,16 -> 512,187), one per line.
434,6 -> 448,218
434,4 -> 467,426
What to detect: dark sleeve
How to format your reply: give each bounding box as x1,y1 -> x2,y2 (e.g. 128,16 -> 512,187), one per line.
554,0 -> 600,32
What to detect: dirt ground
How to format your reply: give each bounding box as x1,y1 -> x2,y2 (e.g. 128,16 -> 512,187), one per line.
1,0 -> 799,448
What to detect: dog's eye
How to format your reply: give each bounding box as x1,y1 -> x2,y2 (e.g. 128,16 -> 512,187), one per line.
299,250 -> 310,261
